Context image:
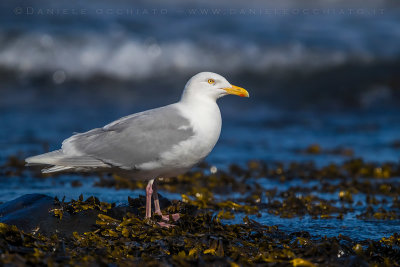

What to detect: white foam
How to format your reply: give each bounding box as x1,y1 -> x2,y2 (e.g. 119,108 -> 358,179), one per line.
0,31 -> 395,81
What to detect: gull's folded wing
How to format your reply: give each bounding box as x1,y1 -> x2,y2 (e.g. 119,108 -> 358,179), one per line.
26,105 -> 194,172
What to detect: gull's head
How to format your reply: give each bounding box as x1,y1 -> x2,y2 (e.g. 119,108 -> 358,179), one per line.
181,72 -> 249,102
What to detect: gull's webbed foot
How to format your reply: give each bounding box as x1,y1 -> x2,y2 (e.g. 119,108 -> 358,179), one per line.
152,179 -> 180,227
155,210 -> 180,222
155,213 -> 180,228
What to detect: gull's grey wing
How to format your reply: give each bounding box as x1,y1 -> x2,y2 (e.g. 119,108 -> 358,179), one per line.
61,104 -> 194,169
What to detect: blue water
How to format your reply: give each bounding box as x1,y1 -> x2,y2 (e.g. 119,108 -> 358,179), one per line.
1,0 -> 400,240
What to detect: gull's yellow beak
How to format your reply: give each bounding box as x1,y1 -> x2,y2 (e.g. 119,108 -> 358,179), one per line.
223,85 -> 249,98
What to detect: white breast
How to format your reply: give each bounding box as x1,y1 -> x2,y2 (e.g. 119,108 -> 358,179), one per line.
158,99 -> 222,169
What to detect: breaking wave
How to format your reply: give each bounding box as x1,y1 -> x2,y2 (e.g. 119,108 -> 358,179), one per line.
0,31 -> 395,82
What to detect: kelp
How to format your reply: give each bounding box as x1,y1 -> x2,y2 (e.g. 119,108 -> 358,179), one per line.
1,197 -> 400,266
1,154 -> 400,265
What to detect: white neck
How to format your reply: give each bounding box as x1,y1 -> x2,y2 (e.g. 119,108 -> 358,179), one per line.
180,92 -> 215,105
177,93 -> 222,136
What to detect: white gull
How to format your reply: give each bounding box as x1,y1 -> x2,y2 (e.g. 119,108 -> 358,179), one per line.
26,72 -> 249,221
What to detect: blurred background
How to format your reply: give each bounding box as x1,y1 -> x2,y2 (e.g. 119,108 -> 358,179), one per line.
0,0 -> 400,200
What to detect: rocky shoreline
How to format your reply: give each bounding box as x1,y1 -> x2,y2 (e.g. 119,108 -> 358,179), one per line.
1,155 -> 400,265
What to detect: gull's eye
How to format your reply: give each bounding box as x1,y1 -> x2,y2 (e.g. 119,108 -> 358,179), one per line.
207,79 -> 215,84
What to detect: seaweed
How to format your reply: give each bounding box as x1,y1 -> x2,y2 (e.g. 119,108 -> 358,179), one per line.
1,154 -> 400,265
1,199 -> 400,266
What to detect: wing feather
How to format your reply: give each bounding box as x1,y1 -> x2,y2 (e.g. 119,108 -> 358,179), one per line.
61,104 -> 194,169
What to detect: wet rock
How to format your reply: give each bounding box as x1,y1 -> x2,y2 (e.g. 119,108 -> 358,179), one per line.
0,194 -> 54,233
0,193 -> 171,237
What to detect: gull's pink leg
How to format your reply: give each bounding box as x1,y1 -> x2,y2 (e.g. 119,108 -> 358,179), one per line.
152,180 -> 162,216
153,179 -> 180,222
145,179 -> 154,219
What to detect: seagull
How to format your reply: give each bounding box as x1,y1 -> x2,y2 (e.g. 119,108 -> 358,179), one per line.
26,72 -> 249,222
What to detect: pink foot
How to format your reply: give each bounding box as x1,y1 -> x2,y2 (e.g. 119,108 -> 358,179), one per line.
151,180 -> 180,226
157,214 -> 180,228
157,221 -> 176,228
156,212 -> 180,222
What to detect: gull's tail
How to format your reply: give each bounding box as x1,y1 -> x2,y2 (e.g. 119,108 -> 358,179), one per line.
25,150 -> 74,173
25,150 -> 108,174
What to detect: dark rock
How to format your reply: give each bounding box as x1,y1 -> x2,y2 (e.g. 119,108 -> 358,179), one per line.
0,194 -> 115,236
0,194 -> 54,233
0,193 -> 172,237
